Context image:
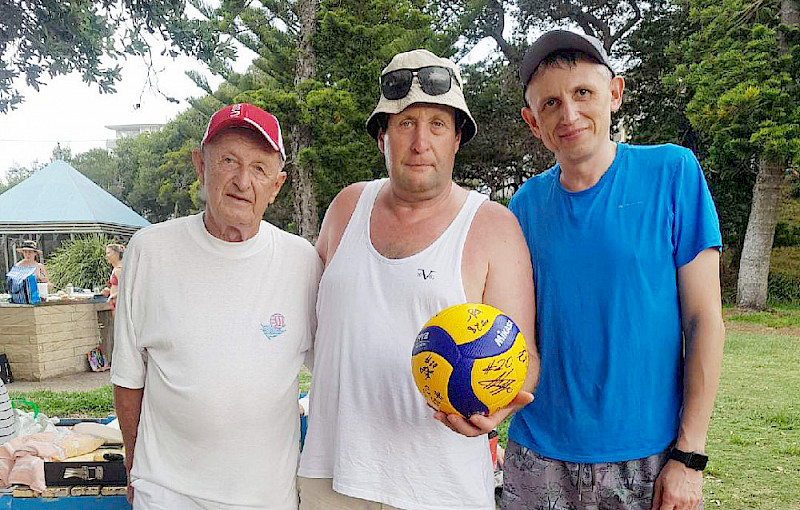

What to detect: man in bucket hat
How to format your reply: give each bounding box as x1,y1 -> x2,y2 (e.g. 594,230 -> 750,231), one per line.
298,50 -> 539,510
113,103 -> 321,509
501,30 -> 725,509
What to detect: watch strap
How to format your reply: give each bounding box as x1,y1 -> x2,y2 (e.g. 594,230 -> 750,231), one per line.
668,447 -> 708,471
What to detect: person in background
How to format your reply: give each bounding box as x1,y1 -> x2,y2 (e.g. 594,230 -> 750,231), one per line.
13,240 -> 48,283
502,29 -> 725,510
112,103 -> 321,510
101,244 -> 124,308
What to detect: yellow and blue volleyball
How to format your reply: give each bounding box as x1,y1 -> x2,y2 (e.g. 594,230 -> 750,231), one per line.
411,303 -> 529,418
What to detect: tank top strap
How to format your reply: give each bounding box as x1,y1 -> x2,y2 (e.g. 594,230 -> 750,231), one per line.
336,178 -> 387,250
431,189 -> 488,255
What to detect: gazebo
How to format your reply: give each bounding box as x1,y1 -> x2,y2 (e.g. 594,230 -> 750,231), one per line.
0,160 -> 150,276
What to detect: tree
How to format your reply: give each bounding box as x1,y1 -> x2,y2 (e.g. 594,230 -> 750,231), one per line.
0,0 -> 233,113
669,0 -> 800,308
428,0 -> 655,199
200,0 -> 451,239
0,160 -> 44,194
456,60 -> 551,199
71,148 -> 124,199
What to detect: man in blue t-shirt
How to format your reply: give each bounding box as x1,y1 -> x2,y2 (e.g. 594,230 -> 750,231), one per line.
502,30 -> 725,510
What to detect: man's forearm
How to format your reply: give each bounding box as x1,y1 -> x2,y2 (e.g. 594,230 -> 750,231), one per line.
677,313 -> 725,452
114,385 -> 144,464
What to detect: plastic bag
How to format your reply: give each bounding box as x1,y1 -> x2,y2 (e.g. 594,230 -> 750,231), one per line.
5,266 -> 40,304
10,400 -> 56,439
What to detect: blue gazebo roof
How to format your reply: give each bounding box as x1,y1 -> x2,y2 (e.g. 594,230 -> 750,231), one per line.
0,160 -> 149,227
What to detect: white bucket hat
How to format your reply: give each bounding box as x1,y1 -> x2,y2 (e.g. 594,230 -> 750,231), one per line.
366,49 -> 477,145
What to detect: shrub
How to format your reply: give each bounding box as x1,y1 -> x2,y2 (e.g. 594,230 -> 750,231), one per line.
768,247 -> 800,304
46,234 -> 115,291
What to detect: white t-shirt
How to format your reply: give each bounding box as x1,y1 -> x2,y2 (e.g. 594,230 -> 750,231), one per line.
112,213 -> 321,509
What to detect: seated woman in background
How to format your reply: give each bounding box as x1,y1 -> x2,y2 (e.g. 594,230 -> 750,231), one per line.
101,244 -> 124,308
14,240 -> 48,283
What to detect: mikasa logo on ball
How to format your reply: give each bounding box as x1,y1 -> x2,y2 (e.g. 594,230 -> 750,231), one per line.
494,319 -> 513,347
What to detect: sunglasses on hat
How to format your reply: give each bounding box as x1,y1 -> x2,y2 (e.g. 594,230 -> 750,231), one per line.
380,66 -> 460,100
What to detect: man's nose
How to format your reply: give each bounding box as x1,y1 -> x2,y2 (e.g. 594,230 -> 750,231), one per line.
560,99 -> 580,125
410,126 -> 431,152
230,164 -> 251,189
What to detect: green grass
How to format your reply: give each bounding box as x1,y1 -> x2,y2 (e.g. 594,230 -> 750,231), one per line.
725,305 -> 800,328
703,329 -> 800,508
300,365 -> 311,394
10,370 -> 312,418
9,386 -> 114,418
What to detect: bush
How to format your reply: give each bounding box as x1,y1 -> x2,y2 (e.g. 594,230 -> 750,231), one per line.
768,273 -> 800,304
774,222 -> 800,247
768,247 -> 800,304
46,234 -> 115,291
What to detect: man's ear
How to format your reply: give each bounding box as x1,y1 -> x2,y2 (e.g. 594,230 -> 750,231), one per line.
269,171 -> 287,204
377,129 -> 386,154
192,148 -> 205,184
610,76 -> 625,113
521,107 -> 542,140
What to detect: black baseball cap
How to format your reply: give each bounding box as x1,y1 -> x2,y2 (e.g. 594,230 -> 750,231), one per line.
519,30 -> 615,89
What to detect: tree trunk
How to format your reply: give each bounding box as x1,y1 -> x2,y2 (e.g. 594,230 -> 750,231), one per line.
736,158 -> 785,309
289,0 -> 319,242
735,0 -> 798,308
780,0 -> 799,32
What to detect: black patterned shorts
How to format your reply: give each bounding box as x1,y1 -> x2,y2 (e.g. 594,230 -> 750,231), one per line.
501,441 -> 699,510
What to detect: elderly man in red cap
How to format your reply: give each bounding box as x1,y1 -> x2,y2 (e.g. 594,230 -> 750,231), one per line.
113,104 -> 321,510
298,49 -> 539,510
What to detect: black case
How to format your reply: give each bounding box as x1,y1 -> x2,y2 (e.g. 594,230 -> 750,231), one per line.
44,461 -> 127,486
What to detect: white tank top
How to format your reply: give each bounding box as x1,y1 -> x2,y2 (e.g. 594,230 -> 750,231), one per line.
299,179 -> 494,510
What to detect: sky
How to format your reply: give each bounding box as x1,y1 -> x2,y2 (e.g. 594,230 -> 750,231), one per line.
0,36 -> 497,183
0,50 -> 243,181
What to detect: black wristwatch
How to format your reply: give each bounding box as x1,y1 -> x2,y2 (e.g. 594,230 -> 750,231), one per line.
668,446 -> 708,471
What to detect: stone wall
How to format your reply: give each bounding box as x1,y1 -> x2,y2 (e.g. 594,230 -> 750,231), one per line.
0,302 -> 109,381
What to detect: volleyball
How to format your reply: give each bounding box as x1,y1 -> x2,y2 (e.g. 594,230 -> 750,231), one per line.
411,303 -> 529,418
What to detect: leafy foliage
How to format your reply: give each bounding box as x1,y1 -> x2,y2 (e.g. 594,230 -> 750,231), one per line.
456,59 -> 552,197
46,234 -> 116,291
768,246 -> 800,302
668,0 -> 800,168
0,161 -> 42,195
0,1 -> 234,113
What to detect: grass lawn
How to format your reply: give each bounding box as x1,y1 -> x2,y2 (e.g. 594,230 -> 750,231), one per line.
8,309 -> 798,507
703,326 -> 799,508
9,386 -> 114,418
724,304 -> 800,329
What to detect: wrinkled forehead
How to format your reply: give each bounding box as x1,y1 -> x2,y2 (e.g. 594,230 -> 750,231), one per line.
203,127 -> 278,154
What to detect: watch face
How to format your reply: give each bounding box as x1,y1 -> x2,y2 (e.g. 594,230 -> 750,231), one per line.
690,453 -> 709,471
670,447 -> 708,471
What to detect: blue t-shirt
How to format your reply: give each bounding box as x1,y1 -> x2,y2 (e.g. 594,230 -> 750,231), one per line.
508,143 -> 722,463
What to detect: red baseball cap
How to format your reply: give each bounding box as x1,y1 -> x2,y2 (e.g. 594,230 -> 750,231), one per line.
202,103 -> 286,161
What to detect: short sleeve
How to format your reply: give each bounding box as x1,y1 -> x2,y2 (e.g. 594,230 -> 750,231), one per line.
302,248 -> 323,373
110,237 -> 147,389
671,150 -> 723,268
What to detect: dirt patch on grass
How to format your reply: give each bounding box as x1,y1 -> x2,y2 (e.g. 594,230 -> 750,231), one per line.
724,319 -> 800,338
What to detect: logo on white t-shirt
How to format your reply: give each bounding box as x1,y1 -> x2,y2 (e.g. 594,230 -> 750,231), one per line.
261,313 -> 286,339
